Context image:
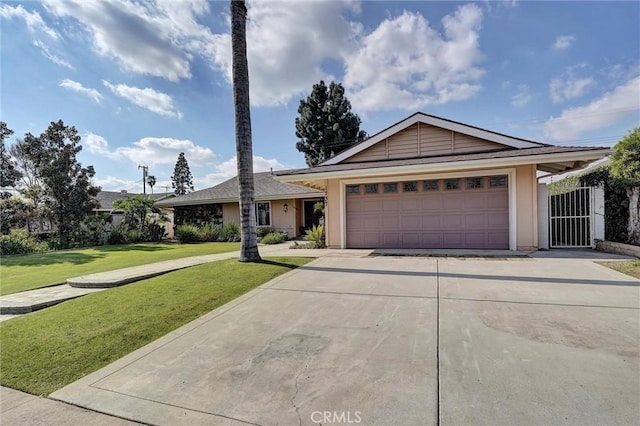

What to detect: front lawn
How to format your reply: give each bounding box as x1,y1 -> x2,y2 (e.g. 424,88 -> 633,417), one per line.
0,242 -> 240,295
0,256 -> 312,396
597,260 -> 640,279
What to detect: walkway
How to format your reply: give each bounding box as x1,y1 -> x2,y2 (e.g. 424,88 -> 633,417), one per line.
0,244 -> 349,320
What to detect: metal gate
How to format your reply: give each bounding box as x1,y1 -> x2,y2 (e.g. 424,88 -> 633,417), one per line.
548,186 -> 595,248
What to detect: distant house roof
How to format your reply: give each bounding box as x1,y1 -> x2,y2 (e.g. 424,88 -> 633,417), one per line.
95,191 -> 174,211
156,171 -> 323,207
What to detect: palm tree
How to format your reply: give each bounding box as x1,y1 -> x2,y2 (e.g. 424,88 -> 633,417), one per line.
231,0 -> 260,262
146,175 -> 156,194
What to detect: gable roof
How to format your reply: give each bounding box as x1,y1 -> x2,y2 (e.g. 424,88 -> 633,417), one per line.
156,171 -> 323,207
95,191 -> 173,211
322,112 -> 549,165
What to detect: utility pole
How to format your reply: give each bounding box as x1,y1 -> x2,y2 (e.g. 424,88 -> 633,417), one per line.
138,164 -> 148,196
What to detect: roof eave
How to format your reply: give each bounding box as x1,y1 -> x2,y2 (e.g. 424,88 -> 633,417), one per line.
277,149 -> 611,186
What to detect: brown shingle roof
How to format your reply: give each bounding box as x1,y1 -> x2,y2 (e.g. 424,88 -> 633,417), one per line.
156,172 -> 323,207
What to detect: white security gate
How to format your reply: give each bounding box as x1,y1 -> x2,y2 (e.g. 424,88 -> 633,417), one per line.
548,186 -> 595,248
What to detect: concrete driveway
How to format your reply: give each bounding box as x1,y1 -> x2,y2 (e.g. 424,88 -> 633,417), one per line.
51,253 -> 640,425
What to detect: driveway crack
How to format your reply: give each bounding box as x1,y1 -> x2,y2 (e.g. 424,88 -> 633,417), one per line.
291,358 -> 311,426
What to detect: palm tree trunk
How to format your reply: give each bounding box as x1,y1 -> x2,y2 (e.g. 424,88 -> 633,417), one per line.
231,0 -> 260,262
628,186 -> 640,245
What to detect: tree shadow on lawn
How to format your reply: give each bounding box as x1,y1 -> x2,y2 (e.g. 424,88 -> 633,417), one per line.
92,244 -> 172,253
1,252 -> 107,267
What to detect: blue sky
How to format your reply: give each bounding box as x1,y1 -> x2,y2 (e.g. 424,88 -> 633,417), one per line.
1,0 -> 639,194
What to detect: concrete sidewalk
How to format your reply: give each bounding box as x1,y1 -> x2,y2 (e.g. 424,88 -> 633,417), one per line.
0,244 -> 362,319
1,386 -> 138,425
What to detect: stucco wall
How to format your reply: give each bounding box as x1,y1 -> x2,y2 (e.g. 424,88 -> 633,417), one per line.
326,179 -> 341,248
222,200 -> 299,237
222,203 -> 240,226
515,164 -> 538,250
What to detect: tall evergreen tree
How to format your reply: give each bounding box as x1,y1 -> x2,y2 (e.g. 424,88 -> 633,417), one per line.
171,152 -> 194,195
231,0 -> 260,262
295,81 -> 368,167
0,122 -> 21,198
22,120 -> 100,246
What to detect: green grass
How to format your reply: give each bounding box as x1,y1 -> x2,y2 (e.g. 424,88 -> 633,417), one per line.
598,260 -> 640,279
0,256 -> 312,396
0,242 -> 240,295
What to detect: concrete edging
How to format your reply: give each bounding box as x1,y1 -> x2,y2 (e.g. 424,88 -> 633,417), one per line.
596,240 -> 640,258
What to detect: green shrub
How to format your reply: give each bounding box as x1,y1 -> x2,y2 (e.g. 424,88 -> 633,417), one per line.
200,223 -> 220,242
220,222 -> 240,242
107,228 -> 128,245
256,227 -> 274,238
0,229 -> 48,256
126,229 -> 144,243
146,223 -> 166,242
175,224 -> 201,243
304,224 -> 325,248
261,232 -> 285,245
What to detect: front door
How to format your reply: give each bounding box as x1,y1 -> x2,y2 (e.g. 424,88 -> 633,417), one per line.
304,200 -> 324,231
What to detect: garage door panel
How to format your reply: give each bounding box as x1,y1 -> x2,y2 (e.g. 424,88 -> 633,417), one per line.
488,213 -> 509,228
422,215 -> 441,228
422,233 -> 443,246
362,217 -> 380,229
402,198 -> 421,210
422,198 -> 443,210
401,215 -> 421,228
443,233 -> 464,248
346,176 -> 509,249
401,233 -> 421,246
381,216 -> 399,229
464,194 -> 487,209
442,214 -> 463,229
443,196 -> 464,209
465,214 -> 487,228
487,193 -> 509,208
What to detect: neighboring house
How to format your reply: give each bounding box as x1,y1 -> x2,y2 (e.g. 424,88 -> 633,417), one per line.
155,172 -> 324,237
276,112 -> 610,250
94,190 -> 174,229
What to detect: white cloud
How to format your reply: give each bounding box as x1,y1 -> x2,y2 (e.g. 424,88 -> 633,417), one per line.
0,4 -> 58,39
83,133 -> 215,167
553,35 -> 575,50
511,85 -> 531,107
194,155 -> 286,189
103,81 -> 182,118
544,76 -> 640,141
343,4 -> 485,111
33,39 -> 73,69
60,79 -> 102,103
550,77 -> 594,103
206,1 -> 359,106
94,176 -> 141,192
42,0 -> 207,81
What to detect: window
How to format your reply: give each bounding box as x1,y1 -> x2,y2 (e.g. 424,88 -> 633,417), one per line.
365,184 -> 378,194
466,177 -> 483,189
423,180 -> 439,191
489,176 -> 507,187
347,185 -> 360,194
383,183 -> 398,193
444,179 -> 460,190
256,202 -> 271,226
403,181 -> 418,192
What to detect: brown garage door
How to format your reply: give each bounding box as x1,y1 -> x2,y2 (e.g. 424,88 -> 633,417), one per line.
346,176 -> 509,249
